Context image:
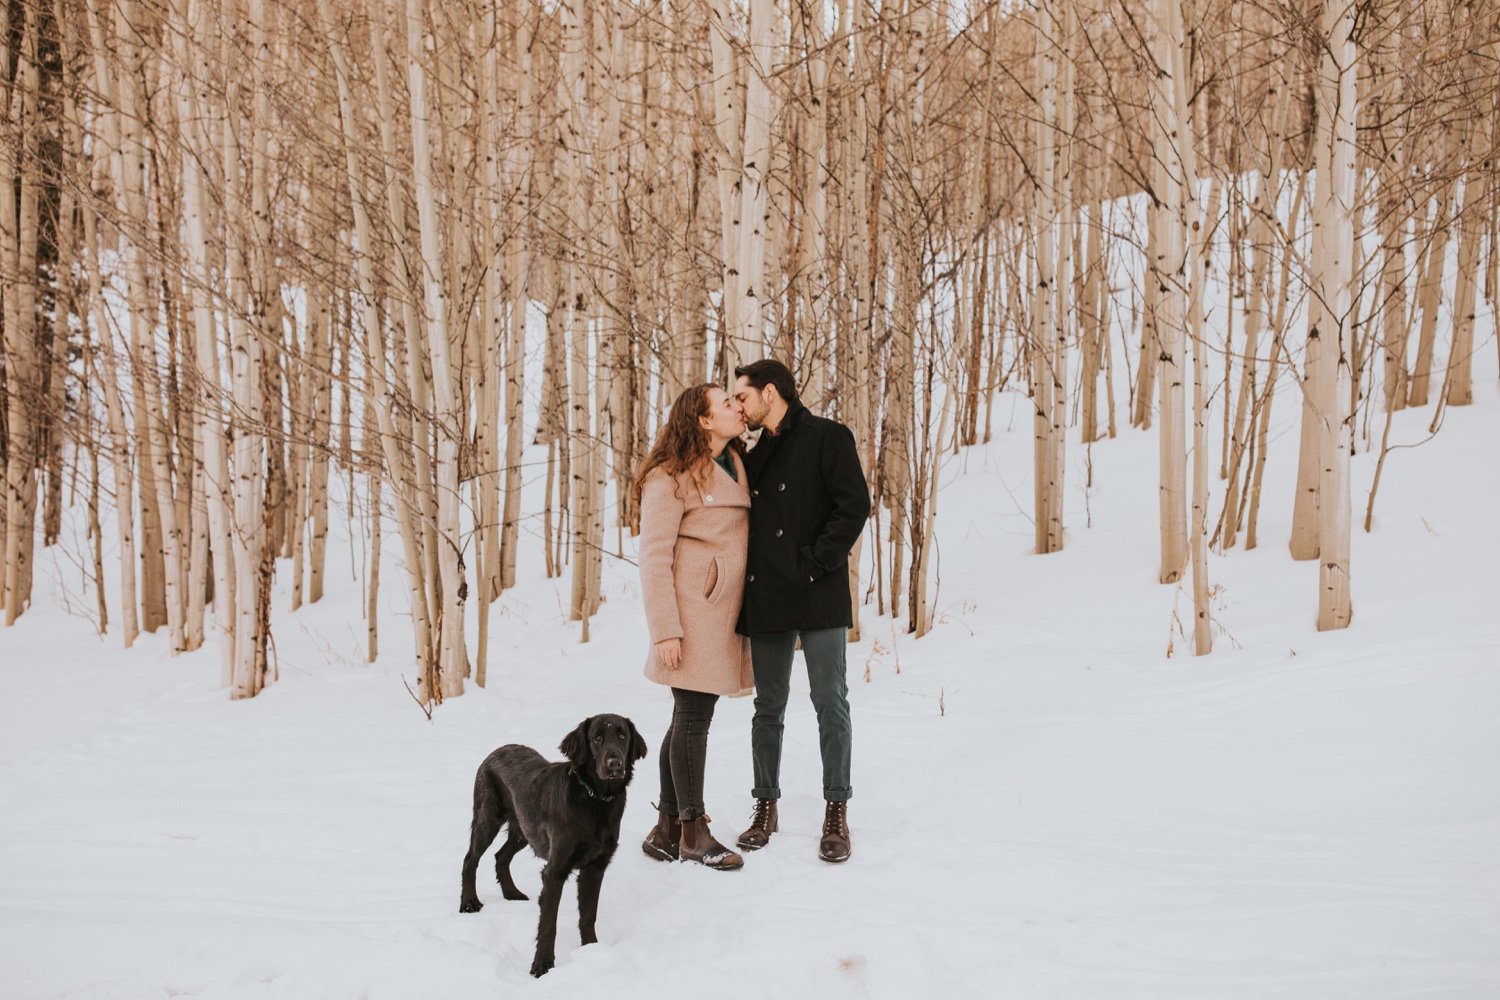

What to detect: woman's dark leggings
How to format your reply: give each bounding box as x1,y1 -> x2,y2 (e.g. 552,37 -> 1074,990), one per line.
658,687 -> 720,822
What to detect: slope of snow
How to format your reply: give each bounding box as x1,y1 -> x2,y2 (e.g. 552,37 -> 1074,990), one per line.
4,346 -> 1497,998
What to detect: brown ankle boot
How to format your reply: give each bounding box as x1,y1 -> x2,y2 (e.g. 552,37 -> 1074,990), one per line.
818,801 -> 850,863
736,798 -> 779,851
679,815 -> 744,870
641,804 -> 681,862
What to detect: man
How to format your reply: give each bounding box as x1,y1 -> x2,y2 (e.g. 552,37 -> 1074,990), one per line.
732,359 -> 870,863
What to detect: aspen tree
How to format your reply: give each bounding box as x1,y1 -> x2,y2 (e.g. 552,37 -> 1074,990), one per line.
403,0 -> 468,697
117,0 -> 186,648
1050,0 -> 1076,552
307,277 -> 334,606
1406,169 -> 1455,408
471,0 -> 506,688
1030,0 -> 1064,555
1217,75 -> 1288,549
1,0 -> 41,623
42,0 -> 76,554
83,207 -> 141,648
1439,103 -> 1487,409
1079,94 -> 1109,446
1373,2 -> 1411,414
1245,174 -> 1308,553
534,55 -> 569,582
1190,164 -> 1217,656
174,0 -> 235,675
1133,202 -> 1160,431
371,2 -> 442,649
225,0 -> 268,697
499,7 -> 533,595
734,0 -> 777,361
1150,0 -> 1190,584
557,0 -> 602,634
963,3 -> 1001,448
706,0 -> 746,367
1311,0 -> 1358,631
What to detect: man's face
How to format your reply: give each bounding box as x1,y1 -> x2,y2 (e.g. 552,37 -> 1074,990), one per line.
734,376 -> 772,430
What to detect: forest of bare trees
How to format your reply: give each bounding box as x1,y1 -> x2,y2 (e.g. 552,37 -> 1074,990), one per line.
0,0 -> 1495,700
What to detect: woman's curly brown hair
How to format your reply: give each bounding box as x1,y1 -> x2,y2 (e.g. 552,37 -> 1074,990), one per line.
632,383 -> 741,512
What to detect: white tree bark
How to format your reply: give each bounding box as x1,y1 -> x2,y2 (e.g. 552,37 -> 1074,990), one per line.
403,0 -> 468,698
1151,0 -> 1190,584
1313,0 -> 1358,631
174,0 -> 236,678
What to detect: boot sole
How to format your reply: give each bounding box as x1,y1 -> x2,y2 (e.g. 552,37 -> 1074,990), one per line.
818,850 -> 851,864
736,838 -> 769,851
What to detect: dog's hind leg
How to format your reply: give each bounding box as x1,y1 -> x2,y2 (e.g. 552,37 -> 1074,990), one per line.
460,773 -> 504,913
575,854 -> 613,946
495,829 -> 531,901
529,861 -> 569,977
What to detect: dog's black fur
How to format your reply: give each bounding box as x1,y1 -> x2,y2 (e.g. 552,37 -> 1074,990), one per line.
459,714 -> 648,977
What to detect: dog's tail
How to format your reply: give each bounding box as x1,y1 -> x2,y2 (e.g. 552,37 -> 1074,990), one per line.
470,750 -> 510,827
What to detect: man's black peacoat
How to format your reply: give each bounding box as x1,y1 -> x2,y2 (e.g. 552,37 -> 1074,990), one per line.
736,401 -> 870,635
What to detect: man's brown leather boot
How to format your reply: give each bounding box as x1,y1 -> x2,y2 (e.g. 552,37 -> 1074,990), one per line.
818,801 -> 850,863
736,798 -> 778,851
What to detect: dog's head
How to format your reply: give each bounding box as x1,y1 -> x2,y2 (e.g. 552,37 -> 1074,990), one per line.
561,714 -> 647,784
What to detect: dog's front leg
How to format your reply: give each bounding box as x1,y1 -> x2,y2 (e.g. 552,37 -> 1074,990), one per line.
530,862 -> 569,977
575,856 -> 611,946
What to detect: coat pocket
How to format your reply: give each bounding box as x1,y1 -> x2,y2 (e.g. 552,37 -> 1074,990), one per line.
704,556 -> 728,605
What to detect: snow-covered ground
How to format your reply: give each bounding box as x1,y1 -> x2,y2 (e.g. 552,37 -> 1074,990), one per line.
3,339 -> 1499,997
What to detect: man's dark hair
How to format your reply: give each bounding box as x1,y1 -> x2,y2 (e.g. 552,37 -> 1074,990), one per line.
734,359 -> 799,405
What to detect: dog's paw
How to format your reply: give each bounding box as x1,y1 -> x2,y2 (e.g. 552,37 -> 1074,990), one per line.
529,955 -> 554,978
459,897 -> 484,913
501,887 -> 530,902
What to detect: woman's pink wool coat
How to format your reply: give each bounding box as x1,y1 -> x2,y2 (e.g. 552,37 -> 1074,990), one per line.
638,453 -> 754,696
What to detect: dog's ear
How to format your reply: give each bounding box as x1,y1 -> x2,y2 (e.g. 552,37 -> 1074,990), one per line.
628,719 -> 648,761
560,718 -> 592,767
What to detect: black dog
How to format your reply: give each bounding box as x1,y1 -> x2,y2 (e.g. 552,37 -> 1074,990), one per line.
459,714 -> 647,977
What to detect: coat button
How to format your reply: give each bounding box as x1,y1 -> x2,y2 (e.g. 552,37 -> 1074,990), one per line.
748,574 -> 755,583
778,483 -> 786,491
775,529 -> 783,537
752,489 -> 759,497
705,494 -> 714,503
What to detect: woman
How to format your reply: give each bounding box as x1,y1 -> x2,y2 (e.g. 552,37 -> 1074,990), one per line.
634,383 -> 754,871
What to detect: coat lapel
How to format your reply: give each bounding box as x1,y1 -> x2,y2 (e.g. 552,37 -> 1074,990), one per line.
702,451 -> 751,508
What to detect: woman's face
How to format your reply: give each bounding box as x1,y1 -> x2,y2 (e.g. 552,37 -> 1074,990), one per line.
699,387 -> 746,444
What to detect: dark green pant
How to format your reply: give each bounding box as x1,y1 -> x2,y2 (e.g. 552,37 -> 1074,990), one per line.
749,628 -> 852,803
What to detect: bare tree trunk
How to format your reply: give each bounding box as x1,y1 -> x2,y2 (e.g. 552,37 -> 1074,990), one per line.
1439,117 -> 1485,409
175,0 -> 235,674
498,8 -> 533,596
1190,172 -> 1216,655
118,0 -> 187,649
403,0 -> 467,699
83,203 -> 141,647
224,0 -> 268,697
1313,0 -> 1358,631
1151,0 -> 1190,584
1,0 -> 41,624
1406,182 -> 1454,408
1030,0 -> 1070,556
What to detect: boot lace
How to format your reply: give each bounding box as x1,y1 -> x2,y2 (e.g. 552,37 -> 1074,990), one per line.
823,801 -> 847,836
750,798 -> 774,830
